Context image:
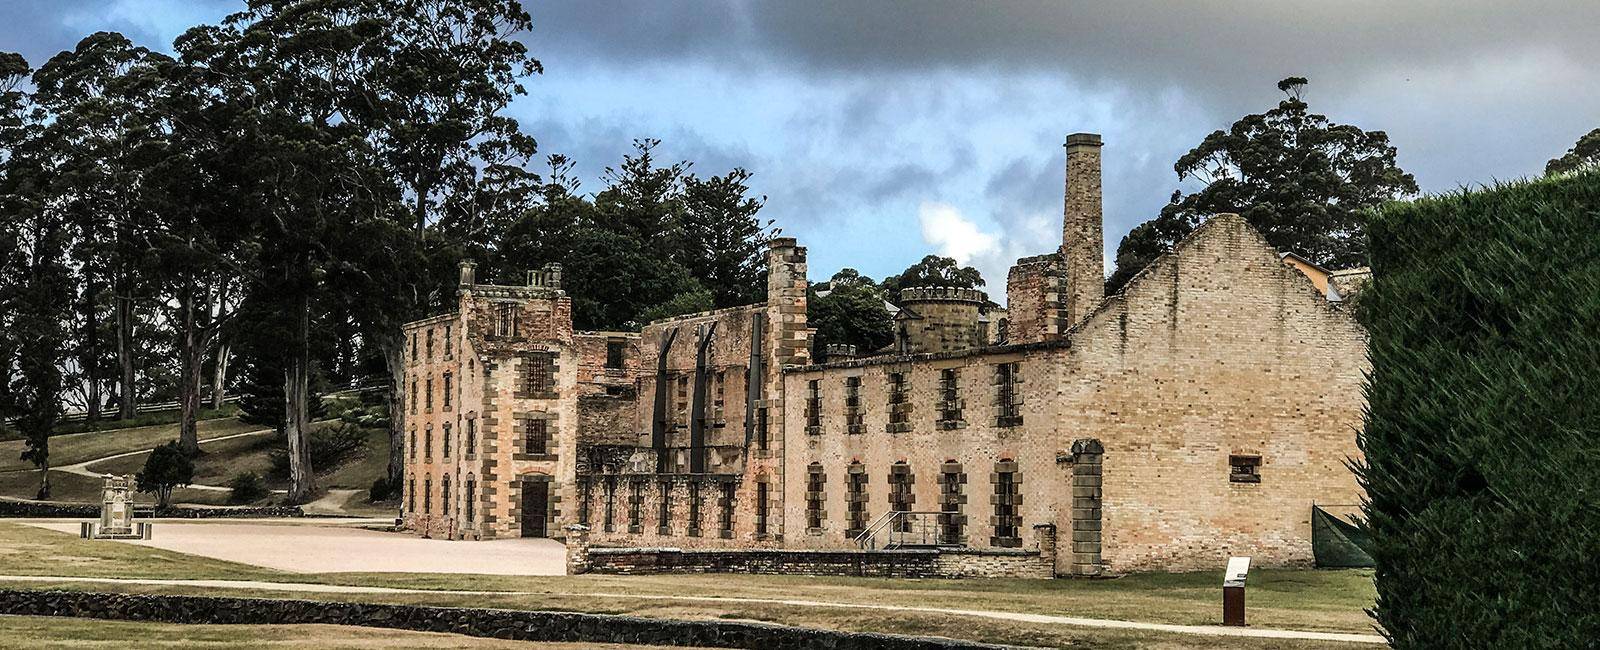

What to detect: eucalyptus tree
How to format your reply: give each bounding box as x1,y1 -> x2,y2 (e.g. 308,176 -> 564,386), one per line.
174,1 -> 399,502
1108,77 -> 1418,292
348,0 -> 542,487
30,33 -> 172,423
1,53 -> 74,498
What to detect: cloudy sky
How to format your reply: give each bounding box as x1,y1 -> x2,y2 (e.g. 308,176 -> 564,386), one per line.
7,1 -> 1599,292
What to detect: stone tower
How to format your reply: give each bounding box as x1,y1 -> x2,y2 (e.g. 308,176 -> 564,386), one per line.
1061,133 -> 1105,328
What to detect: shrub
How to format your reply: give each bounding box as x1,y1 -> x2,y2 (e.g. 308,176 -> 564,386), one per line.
228,472 -> 269,504
135,442 -> 195,509
368,476 -> 397,503
1358,170 -> 1600,648
268,423 -> 369,479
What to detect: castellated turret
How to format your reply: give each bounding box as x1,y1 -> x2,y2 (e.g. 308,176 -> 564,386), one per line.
893,286 -> 988,354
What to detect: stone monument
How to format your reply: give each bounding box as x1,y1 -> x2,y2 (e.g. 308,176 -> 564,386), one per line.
89,475 -> 148,540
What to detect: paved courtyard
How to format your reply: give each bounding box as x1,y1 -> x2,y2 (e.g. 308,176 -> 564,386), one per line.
25,519 -> 566,575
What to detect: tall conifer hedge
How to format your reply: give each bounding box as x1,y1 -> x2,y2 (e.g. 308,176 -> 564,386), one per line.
1358,171 -> 1600,647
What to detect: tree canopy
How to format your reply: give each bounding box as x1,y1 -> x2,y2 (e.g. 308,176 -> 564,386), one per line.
1546,127 -> 1600,176
1107,77 -> 1419,292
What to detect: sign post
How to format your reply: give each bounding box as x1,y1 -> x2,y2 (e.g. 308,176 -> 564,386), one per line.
1223,556 -> 1250,626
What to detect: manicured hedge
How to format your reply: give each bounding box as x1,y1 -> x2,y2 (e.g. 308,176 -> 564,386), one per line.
1357,171 -> 1600,648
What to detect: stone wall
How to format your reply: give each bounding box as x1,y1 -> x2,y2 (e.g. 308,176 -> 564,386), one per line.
0,501 -> 303,519
1005,254 -> 1064,345
1055,214 -> 1367,573
583,546 -> 1050,580
0,590 -> 1009,650
895,287 -> 987,354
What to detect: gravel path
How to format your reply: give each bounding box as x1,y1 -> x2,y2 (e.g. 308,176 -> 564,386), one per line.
22,520 -> 566,575
0,574 -> 1386,644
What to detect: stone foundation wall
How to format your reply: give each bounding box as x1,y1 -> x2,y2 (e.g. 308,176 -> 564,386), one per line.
0,501 -> 303,519
0,590 -> 1007,649
583,546 -> 1050,579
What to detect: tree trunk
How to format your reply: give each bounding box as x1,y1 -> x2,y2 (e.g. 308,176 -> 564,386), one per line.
382,335 -> 405,487
116,292 -> 136,420
284,295 -> 317,504
178,280 -> 203,455
210,340 -> 231,411
35,460 -> 51,501
84,277 -> 101,424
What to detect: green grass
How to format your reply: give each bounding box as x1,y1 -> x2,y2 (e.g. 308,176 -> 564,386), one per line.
0,470 -> 232,506
0,417 -> 261,474
0,521 -> 1378,647
0,616 -> 688,649
81,421 -> 387,493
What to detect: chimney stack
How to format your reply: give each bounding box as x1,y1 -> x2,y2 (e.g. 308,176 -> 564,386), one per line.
458,260 -> 477,287
1062,133 -> 1105,328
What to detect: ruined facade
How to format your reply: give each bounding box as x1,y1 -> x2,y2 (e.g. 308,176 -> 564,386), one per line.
400,132 -> 1368,575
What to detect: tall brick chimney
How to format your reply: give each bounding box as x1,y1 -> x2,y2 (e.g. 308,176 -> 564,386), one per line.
1061,133 -> 1105,328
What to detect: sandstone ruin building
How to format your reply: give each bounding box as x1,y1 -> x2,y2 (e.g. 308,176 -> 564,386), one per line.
399,133 -> 1368,574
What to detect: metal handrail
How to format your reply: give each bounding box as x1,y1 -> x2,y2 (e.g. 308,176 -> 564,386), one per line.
855,510 -> 954,549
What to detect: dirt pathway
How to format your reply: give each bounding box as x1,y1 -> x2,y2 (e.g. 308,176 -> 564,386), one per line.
0,574 -> 1387,645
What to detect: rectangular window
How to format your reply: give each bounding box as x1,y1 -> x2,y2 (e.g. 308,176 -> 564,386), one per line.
806,465 -> 826,530
407,478 -> 415,512
423,479 -> 432,514
426,328 -> 434,359
466,418 -> 476,456
444,324 -> 453,358
846,464 -> 868,538
756,407 -> 769,450
604,337 -> 624,368
409,429 -> 416,460
718,482 -> 736,538
497,303 -> 518,338
995,362 -> 1022,427
410,332 -> 417,362
443,423 -> 452,458
410,380 -> 417,414
938,368 -> 963,429
887,371 -> 910,432
443,373 -> 453,409
755,482 -> 769,536
628,480 -> 644,533
658,481 -> 673,535
442,476 -> 450,516
603,477 -> 617,533
992,461 -> 1022,547
889,463 -> 914,532
524,353 -> 556,397
687,483 -> 703,537
939,462 -> 966,545
1230,455 -> 1262,483
425,377 -> 434,411
524,418 -> 548,456
465,478 -> 476,522
424,426 -> 432,460
804,379 -> 822,434
844,376 -> 864,434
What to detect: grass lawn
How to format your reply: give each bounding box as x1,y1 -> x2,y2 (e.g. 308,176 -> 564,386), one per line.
0,522 -> 1379,648
0,470 -> 232,506
81,421 -> 387,492
0,417 -> 261,474
0,616 -> 692,649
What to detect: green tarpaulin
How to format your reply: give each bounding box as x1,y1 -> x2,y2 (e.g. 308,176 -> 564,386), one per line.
1312,506 -> 1374,568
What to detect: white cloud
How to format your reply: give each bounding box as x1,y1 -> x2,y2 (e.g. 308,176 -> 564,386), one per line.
918,202 -> 1000,265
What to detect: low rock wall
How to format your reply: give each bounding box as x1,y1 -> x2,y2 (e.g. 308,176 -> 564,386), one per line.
0,590 -> 1012,649
0,500 -> 303,519
584,547 -> 1051,579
